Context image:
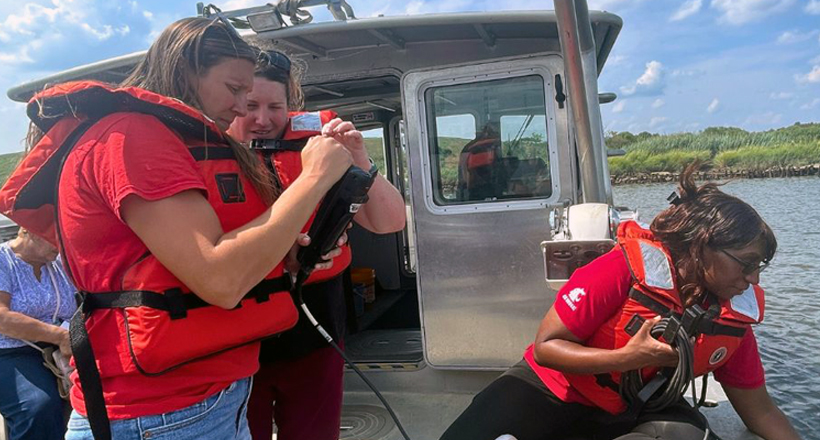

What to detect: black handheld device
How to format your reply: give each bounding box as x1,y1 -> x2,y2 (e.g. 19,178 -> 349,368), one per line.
296,164 -> 377,273
289,162 -> 412,440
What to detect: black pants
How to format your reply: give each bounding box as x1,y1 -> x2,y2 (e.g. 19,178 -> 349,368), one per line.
440,360 -> 709,440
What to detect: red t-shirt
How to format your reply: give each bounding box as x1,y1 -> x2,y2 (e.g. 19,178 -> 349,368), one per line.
59,113 -> 259,419
525,249 -> 765,406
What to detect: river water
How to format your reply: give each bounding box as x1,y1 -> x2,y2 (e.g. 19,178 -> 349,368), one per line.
613,176 -> 820,438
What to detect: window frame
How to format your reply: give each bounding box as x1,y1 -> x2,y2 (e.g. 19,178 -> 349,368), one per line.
414,65 -> 562,215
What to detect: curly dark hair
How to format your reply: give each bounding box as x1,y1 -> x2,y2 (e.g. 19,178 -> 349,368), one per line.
650,162 -> 777,306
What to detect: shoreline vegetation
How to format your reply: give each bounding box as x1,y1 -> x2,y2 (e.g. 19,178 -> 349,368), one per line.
1,123 -> 818,187
606,123 -> 820,185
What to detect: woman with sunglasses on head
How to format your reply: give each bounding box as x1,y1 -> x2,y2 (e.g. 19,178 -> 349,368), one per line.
0,18 -> 354,440
441,163 -> 802,440
227,49 -> 405,440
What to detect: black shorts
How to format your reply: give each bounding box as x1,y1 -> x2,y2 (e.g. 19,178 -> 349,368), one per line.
440,360 -> 709,440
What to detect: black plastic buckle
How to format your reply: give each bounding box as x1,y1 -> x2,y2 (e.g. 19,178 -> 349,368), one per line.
164,288 -> 188,320
77,291 -> 91,313
625,314 -> 646,337
682,304 -> 706,336
661,315 -> 682,345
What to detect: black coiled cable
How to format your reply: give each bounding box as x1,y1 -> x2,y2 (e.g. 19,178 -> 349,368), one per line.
620,316 -> 698,413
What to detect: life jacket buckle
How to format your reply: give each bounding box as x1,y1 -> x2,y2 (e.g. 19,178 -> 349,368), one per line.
163,288 -> 188,320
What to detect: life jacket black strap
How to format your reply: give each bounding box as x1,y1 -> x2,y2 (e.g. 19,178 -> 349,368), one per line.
250,138 -> 308,152
695,319 -> 746,338
80,275 -> 293,318
629,287 -> 671,316
188,146 -> 236,161
628,288 -> 747,338
595,373 -> 620,392
70,305 -> 111,440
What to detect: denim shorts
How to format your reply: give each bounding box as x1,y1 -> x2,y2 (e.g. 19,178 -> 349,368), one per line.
65,377 -> 252,440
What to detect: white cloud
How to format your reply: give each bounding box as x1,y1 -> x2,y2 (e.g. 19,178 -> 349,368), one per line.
670,69 -> 700,77
588,0 -> 638,10
649,116 -> 668,128
612,100 -> 626,113
607,54 -> 627,67
652,99 -> 665,108
777,30 -> 819,44
0,47 -> 34,65
795,65 -> 820,83
620,60 -> 665,96
671,0 -> 703,21
403,0 -> 473,15
807,0 -> 820,13
769,92 -> 794,100
710,0 -> 795,25
80,23 -> 131,40
221,0 -> 263,9
801,98 -> 820,109
0,0 -> 153,75
811,55 -> 820,65
707,98 -> 721,113
744,111 -> 782,126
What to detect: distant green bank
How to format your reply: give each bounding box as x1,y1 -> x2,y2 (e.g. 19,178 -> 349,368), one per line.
0,152 -> 23,186
607,123 -> 820,182
2,123 -> 819,187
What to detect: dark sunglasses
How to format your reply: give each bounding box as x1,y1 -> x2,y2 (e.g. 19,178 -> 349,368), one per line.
257,50 -> 292,73
720,249 -> 769,275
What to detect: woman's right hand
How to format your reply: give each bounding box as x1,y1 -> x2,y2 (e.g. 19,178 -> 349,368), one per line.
58,328 -> 73,357
619,316 -> 678,370
300,135 -> 353,190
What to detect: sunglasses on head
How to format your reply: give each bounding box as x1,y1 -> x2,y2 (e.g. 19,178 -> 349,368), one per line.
257,50 -> 292,73
210,10 -> 244,40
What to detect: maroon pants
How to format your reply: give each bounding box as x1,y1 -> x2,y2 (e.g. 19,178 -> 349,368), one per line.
247,344 -> 345,440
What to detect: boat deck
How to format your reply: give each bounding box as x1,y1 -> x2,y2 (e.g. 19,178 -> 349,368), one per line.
339,362 -> 763,440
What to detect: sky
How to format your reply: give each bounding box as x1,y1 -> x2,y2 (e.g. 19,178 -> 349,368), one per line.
1,0 -> 819,154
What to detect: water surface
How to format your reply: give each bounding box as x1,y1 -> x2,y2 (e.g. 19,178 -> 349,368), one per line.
614,177 -> 820,438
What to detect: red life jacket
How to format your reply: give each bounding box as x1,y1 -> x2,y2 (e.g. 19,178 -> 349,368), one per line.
0,81 -> 298,375
563,220 -> 764,415
252,110 -> 352,283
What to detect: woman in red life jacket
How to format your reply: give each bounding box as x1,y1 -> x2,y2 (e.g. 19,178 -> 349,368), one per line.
441,163 -> 802,440
227,49 -> 406,440
0,18 -> 354,440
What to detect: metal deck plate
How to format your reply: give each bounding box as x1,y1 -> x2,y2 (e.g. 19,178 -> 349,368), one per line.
345,330 -> 423,364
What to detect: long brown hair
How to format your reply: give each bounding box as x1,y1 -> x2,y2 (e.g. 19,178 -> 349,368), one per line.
25,17 -> 278,202
651,162 -> 777,306
120,17 -> 277,202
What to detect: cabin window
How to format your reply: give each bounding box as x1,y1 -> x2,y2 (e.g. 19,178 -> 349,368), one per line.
425,75 -> 552,205
362,127 -> 387,172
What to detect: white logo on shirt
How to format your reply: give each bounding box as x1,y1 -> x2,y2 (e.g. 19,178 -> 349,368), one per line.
562,288 -> 587,311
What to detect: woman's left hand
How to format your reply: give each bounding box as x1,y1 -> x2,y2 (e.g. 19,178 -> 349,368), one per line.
284,229 -> 350,274
322,118 -> 370,169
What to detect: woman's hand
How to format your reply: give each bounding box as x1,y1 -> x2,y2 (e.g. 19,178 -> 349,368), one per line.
300,135 -> 353,190
322,118 -> 370,169
619,316 -> 679,370
725,384 -> 803,440
284,230 -> 350,274
58,327 -> 72,357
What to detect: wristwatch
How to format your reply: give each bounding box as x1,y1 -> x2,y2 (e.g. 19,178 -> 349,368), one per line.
366,157 -> 379,177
